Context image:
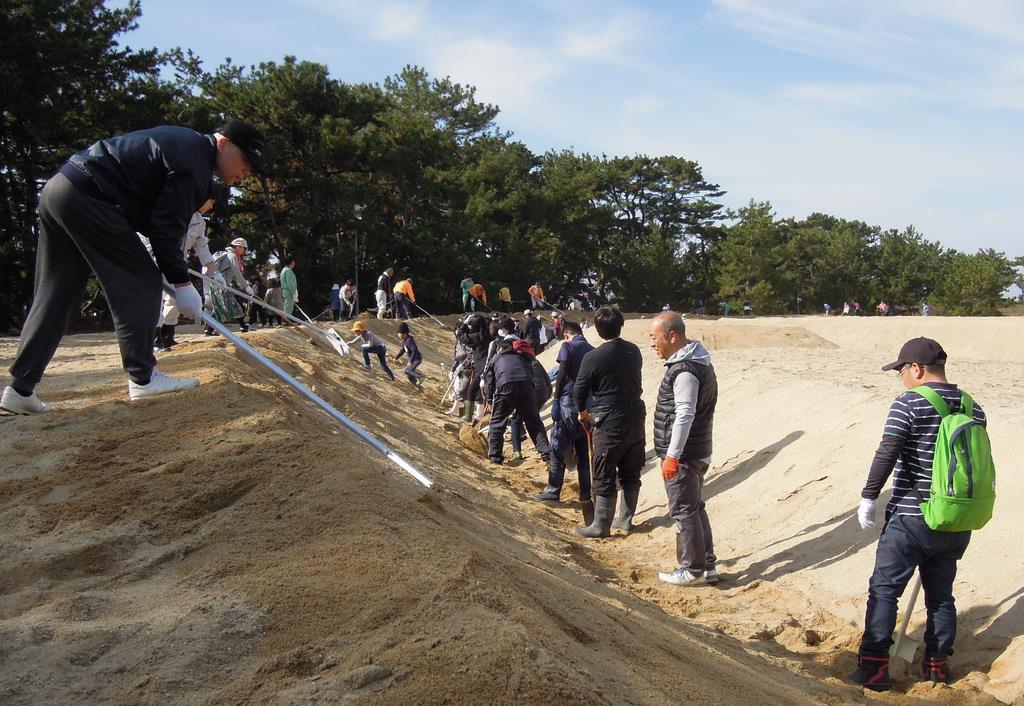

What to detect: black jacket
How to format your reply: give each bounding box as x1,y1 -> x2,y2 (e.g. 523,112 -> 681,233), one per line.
653,360 -> 717,460
484,347 -> 533,393
68,126 -> 218,284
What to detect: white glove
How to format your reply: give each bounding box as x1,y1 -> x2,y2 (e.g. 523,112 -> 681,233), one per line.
858,498 -> 877,529
295,292 -> 300,303
245,284 -> 254,296
214,271 -> 227,287
173,283 -> 204,322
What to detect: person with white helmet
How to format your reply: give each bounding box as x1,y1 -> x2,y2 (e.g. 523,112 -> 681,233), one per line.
204,236 -> 252,334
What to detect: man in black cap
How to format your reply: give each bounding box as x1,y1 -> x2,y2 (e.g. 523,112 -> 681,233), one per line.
847,337 -> 987,691
1,121 -> 265,415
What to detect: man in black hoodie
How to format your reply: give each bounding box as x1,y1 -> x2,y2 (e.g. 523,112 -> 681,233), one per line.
572,306 -> 645,538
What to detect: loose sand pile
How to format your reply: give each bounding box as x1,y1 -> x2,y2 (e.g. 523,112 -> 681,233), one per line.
0,314 -> 1019,704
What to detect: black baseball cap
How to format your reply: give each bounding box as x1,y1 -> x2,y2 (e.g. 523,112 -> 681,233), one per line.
881,337 -> 947,371
216,120 -> 266,174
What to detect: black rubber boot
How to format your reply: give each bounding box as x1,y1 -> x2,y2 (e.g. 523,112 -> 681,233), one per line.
573,495 -> 615,538
922,654 -> 950,684
847,652 -> 892,692
153,327 -> 166,350
164,324 -> 178,347
536,456 -> 565,502
611,485 -> 639,534
237,317 -> 250,333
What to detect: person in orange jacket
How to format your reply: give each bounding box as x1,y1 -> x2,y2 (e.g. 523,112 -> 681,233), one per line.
528,282 -> 544,309
469,282 -> 487,310
393,277 -> 416,320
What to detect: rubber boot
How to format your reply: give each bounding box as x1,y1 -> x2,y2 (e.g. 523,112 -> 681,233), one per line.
463,400 -> 475,423
611,485 -> 639,534
153,327 -> 166,351
536,455 -> 565,502
573,495 -> 615,538
847,652 -> 892,692
164,324 -> 178,347
237,317 -> 250,333
922,654 -> 950,684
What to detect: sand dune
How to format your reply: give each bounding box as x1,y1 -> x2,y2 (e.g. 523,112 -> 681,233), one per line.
0,314 -> 1020,704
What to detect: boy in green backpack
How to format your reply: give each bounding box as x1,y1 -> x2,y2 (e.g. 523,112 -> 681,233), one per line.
849,338 -> 991,691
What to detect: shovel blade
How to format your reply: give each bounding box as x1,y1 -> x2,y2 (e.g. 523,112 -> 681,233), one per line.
890,635 -> 920,662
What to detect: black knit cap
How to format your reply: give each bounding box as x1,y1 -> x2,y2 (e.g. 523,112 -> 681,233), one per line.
216,120 -> 266,174
881,337 -> 947,371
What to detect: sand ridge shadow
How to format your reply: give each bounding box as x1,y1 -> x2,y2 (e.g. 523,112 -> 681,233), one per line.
704,430 -> 805,501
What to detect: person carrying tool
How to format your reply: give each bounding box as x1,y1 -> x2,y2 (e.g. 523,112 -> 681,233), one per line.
376,267 -> 394,319
393,277 -> 415,320
1,120 -> 265,414
498,285 -> 512,312
469,282 -> 487,311
536,319 -> 594,519
571,306 -> 646,538
204,237 -> 252,335
460,275 -> 475,313
340,279 -> 356,321
482,325 -> 552,466
848,338 -> 991,691
528,282 -> 545,309
348,321 -> 396,380
394,322 -> 425,388
648,312 -> 719,585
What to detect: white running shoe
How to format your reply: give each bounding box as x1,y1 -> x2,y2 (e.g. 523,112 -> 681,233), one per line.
128,369 -> 199,401
1,386 -> 51,415
658,568 -> 703,586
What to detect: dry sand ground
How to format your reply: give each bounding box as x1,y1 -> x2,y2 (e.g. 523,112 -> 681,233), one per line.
0,314 -> 1020,704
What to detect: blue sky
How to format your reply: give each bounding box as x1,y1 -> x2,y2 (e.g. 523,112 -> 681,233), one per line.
115,0 -> 1023,255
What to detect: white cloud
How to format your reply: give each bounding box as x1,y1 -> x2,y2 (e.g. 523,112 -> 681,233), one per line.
557,13 -> 641,61
428,38 -> 563,112
292,0 -> 429,42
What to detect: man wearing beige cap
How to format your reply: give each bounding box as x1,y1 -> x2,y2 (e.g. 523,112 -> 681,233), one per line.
2,120 -> 265,415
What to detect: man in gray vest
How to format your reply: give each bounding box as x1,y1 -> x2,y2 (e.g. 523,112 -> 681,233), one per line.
649,311 -> 719,586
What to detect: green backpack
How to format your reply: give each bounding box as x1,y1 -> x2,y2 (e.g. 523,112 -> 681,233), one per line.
911,386 -> 996,532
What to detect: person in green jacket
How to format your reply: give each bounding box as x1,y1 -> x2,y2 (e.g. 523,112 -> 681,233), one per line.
280,255 -> 298,316
460,275 -> 474,313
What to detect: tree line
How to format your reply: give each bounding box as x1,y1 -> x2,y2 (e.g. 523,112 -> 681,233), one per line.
1,0 -> 1020,330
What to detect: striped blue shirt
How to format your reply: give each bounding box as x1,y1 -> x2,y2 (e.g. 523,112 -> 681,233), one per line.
875,383 -> 987,518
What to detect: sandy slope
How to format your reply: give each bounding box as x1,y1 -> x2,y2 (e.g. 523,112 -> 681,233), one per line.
0,314 -> 1019,704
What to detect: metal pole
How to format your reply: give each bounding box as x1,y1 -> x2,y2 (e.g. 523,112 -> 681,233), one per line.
170,285 -> 433,489
413,302 -> 449,329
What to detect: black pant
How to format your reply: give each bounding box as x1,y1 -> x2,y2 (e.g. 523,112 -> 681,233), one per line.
394,293 -> 412,319
488,381 -> 551,464
361,345 -> 396,380
10,172 -> 161,390
591,413 -> 645,498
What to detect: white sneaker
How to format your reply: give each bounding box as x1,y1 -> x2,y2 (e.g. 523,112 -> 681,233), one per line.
658,568 -> 702,586
128,369 -> 199,401
1,386 -> 51,415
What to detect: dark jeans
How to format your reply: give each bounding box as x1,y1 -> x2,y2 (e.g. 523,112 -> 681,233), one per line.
510,416 -> 526,452
591,413 -> 645,498
664,457 -> 716,573
548,433 -> 591,500
860,513 -> 971,656
10,172 -> 161,390
488,381 -> 551,464
394,293 -> 412,320
361,345 -> 395,380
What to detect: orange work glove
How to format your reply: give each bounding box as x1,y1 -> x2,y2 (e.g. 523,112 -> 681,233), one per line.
661,456 -> 680,481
